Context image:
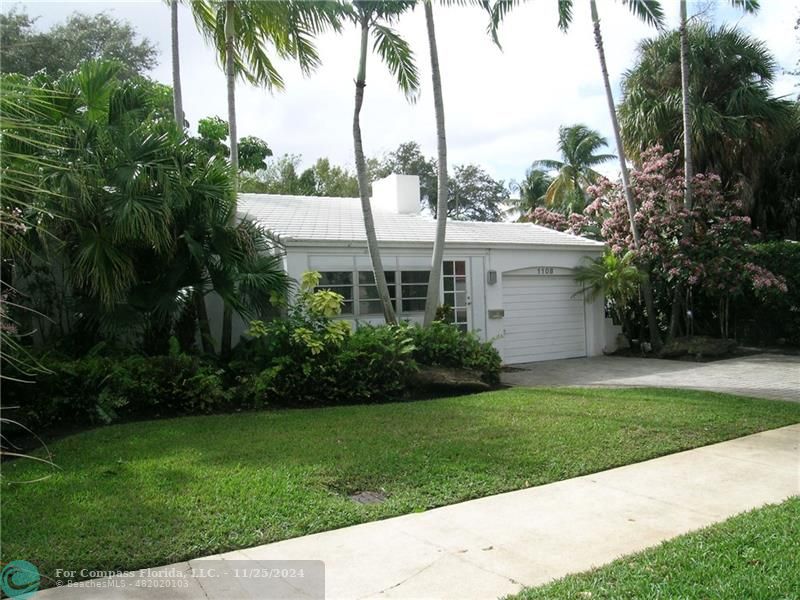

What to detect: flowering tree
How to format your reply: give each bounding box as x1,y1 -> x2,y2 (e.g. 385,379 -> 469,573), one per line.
526,147 -> 787,338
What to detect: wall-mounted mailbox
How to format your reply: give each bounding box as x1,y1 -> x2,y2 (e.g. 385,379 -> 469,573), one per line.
488,309 -> 504,319
487,270 -> 497,285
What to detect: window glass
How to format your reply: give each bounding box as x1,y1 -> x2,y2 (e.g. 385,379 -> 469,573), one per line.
400,270 -> 429,312
358,271 -> 396,315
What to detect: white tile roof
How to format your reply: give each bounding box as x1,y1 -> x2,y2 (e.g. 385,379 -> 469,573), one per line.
239,194 -> 604,249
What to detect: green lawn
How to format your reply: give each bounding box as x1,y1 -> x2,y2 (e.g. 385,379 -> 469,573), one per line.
512,496 -> 800,600
3,387 -> 800,587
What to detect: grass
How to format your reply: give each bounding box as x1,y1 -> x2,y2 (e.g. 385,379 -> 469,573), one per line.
3,387 -> 799,587
512,496 -> 800,600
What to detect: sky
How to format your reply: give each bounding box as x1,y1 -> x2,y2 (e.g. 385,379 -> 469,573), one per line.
8,0 -> 800,187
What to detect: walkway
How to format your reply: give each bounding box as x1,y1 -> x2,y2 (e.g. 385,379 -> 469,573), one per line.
502,353 -> 800,402
40,424 -> 800,599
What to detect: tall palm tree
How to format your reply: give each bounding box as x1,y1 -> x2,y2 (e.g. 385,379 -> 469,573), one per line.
492,0 -> 664,350
620,23 -> 789,192
170,0 -> 184,127
190,0 -> 340,355
350,1 -> 420,325
422,0 -> 449,327
507,166 -> 553,218
678,0 -> 759,212
533,124 -> 614,212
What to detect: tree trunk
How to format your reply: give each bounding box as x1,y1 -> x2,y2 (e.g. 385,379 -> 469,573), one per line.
221,0 -> 237,357
679,0 -> 693,212
590,0 -> 661,351
353,14 -> 397,325
423,1 -> 449,327
194,290 -> 215,355
669,0 -> 695,344
170,0 -> 184,128
225,0 -> 238,177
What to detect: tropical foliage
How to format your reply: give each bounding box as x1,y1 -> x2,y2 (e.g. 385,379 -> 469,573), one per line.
529,147 -> 788,340
508,167 -> 553,217
619,23 -> 797,235
574,251 -> 643,339
2,62 -> 289,355
532,124 -> 614,213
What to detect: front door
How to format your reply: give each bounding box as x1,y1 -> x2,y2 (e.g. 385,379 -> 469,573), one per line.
442,259 -> 470,332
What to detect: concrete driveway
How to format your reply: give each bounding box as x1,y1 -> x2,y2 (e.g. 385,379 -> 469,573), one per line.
502,353 -> 800,402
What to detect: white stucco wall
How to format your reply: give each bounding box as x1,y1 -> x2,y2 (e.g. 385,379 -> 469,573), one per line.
253,242 -> 606,364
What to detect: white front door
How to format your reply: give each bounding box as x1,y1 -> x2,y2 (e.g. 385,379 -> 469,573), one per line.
442,259 -> 470,332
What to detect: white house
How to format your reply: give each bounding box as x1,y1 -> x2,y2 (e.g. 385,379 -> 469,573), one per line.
228,174 -> 613,364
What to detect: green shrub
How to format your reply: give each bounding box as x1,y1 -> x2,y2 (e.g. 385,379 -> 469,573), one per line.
337,325 -> 417,403
409,322 -> 502,384
235,273 -> 417,406
737,241 -> 800,345
4,353 -> 230,430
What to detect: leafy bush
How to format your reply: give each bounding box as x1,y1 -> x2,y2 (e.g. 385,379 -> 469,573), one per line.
737,241 -> 800,345
337,325 -> 416,403
409,321 -> 502,384
235,272 -> 417,407
4,350 -> 230,430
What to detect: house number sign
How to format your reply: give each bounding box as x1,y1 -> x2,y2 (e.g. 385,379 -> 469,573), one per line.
536,267 -> 555,275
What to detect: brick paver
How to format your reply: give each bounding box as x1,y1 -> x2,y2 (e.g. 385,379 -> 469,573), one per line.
502,353 -> 800,402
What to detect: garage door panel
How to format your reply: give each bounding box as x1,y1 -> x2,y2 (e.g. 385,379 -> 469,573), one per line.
502,275 -> 586,363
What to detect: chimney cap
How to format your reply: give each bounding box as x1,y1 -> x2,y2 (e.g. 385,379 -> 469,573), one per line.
371,174 -> 421,215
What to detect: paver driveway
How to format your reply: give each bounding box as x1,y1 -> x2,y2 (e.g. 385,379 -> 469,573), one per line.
502,353 -> 800,402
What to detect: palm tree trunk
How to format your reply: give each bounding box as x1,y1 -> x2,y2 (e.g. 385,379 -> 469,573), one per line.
170,0 -> 184,127
194,290 -> 214,354
353,14 -> 397,325
225,0 -> 238,176
423,1 -> 448,327
221,0 -> 237,358
590,0 -> 661,350
669,0 -> 695,342
679,0 -> 693,211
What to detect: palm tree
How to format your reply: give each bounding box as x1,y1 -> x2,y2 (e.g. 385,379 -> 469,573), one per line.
533,124 -> 614,212
350,1 -> 420,325
574,250 -> 643,340
620,23 -> 791,192
170,0 -> 184,127
422,0 -> 449,327
678,0 -> 759,213
190,0 -> 340,355
5,61 -> 290,355
492,0 -> 664,350
508,166 -> 552,218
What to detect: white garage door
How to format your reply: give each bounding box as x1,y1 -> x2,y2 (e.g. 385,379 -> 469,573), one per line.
502,275 -> 587,363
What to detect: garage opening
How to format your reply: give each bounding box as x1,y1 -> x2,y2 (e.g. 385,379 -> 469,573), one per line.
502,274 -> 587,363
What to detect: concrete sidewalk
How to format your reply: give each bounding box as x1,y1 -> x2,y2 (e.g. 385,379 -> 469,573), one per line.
41,425 -> 800,600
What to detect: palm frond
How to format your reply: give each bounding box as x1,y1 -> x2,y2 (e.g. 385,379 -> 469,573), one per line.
371,23 -> 420,101
621,0 -> 665,29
